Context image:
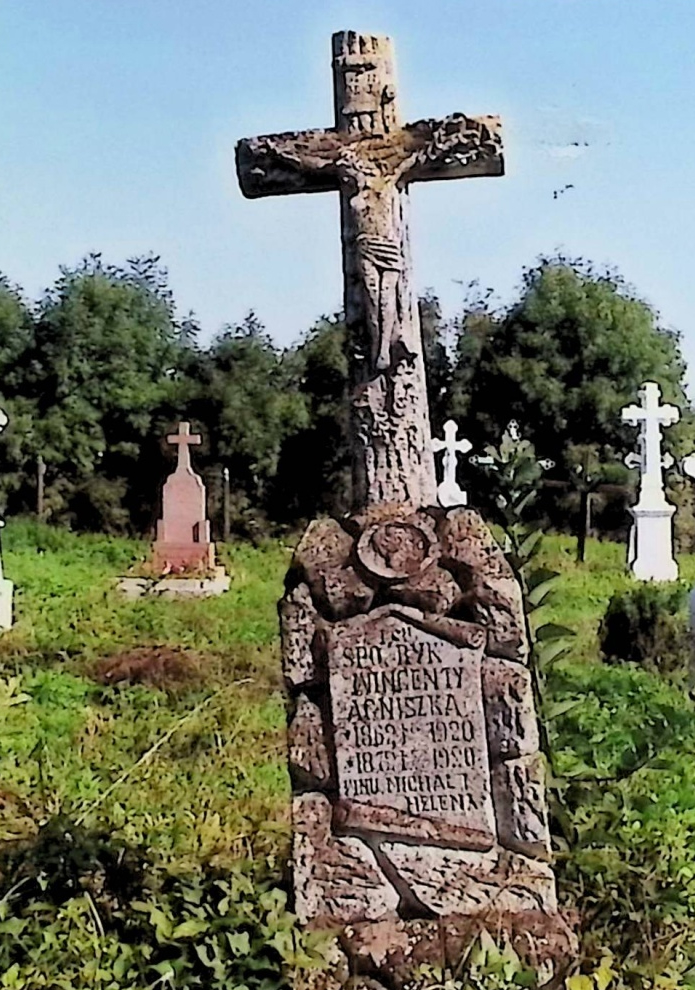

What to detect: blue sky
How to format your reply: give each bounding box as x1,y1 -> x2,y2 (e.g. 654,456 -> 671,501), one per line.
2,0 -> 695,387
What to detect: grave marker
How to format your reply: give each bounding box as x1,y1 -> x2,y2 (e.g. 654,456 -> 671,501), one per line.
0,408 -> 13,629
621,381 -> 679,581
238,29 -> 570,984
432,419 -> 472,507
152,422 -> 215,574
237,30 -> 502,509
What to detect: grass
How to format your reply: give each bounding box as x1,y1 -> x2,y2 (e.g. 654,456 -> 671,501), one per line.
2,520 -> 695,983
0,519 -> 294,870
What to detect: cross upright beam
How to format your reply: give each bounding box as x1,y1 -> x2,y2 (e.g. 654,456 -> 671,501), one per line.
432,419 -> 472,507
236,31 -> 504,508
167,422 -> 202,473
621,382 -> 679,509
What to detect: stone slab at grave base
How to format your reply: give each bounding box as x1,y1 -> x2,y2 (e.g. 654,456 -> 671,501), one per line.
151,541 -> 216,575
628,503 -> 678,582
281,504 -> 575,986
117,567 -> 230,600
0,577 -> 13,629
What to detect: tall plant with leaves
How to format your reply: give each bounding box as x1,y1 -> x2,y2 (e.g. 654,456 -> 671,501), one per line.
471,422 -> 574,767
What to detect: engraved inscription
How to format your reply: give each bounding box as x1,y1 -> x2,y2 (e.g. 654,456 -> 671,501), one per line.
327,611 -> 495,841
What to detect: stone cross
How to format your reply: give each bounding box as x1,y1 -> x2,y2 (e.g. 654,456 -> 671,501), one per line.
236,31 -> 503,508
152,422 -> 215,574
0,408 -> 13,629
432,419 -> 472,507
167,421 -> 202,473
265,33 -> 567,979
621,381 -> 680,581
621,382 -> 679,510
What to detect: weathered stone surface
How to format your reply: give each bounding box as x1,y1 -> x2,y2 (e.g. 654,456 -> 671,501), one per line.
341,915 -> 576,987
493,754 -> 551,860
152,573 -> 231,599
344,920 -> 444,987
387,606 -> 487,649
443,914 -> 578,974
334,800 -> 490,851
240,27 -> 561,981
326,608 -> 495,847
294,518 -> 374,620
387,563 -> 462,614
237,32 -> 503,507
288,696 -> 332,787
483,658 -> 539,761
356,514 -> 440,582
439,509 -> 528,661
280,583 -> 318,687
293,794 -> 398,926
381,843 -> 557,915
152,422 -> 216,574
295,941 -> 350,990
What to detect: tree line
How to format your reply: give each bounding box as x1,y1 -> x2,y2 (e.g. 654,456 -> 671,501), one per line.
0,251 -> 692,544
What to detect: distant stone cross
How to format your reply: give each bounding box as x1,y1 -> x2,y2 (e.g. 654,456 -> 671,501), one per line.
621,382 -> 680,581
621,382 -> 679,509
168,421 -> 202,472
153,422 -> 214,574
236,31 -> 503,508
432,419 -> 472,507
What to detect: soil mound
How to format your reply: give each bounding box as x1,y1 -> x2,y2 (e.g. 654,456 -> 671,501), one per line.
93,646 -> 202,690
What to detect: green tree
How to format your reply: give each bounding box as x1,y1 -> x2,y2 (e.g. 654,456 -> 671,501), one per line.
453,257 -> 694,530
447,280 -> 498,425
26,254 -> 184,531
0,276 -> 38,515
418,291 -> 451,434
275,314 -> 351,522
188,313 -> 309,538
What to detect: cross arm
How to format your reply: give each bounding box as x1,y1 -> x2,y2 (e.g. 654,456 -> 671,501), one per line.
236,128 -> 343,198
399,113 -> 504,184
621,404 -> 643,426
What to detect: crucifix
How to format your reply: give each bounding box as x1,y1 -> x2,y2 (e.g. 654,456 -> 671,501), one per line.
621,381 -> 680,581
167,421 -> 202,474
621,382 -> 679,510
236,31 -> 503,508
432,419 -> 472,507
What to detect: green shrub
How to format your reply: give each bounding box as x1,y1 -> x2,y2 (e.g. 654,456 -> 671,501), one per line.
598,582 -> 690,674
0,816 -> 330,989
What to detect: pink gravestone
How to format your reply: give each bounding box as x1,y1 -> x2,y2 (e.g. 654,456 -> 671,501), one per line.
152,422 -> 216,574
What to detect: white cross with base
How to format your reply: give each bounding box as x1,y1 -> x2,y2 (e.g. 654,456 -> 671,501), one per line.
621,382 -> 679,509
167,422 -> 201,472
432,419 -> 472,507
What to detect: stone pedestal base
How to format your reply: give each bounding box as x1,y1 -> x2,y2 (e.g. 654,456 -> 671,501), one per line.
628,503 -> 678,582
280,504 -> 571,985
0,578 -> 13,629
117,567 -> 230,600
151,541 -> 216,575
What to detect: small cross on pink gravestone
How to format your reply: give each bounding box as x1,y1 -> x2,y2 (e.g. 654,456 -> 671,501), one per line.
152,422 -> 215,574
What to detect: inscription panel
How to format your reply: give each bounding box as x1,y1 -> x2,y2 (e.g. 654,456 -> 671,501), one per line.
327,611 -> 495,845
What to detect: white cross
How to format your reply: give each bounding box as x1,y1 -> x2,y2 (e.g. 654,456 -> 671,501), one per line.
621,382 -> 679,509
432,419 -> 472,507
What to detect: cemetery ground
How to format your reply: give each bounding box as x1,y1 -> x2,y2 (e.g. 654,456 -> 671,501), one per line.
2,520 -> 695,986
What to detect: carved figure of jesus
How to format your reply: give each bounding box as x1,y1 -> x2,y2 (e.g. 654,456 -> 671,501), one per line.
236,31 -> 503,507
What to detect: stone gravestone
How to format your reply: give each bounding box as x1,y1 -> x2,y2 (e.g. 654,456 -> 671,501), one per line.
238,30 -> 569,985
432,419 -> 472,508
0,408 -> 13,629
621,382 -> 680,581
152,422 -> 215,574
